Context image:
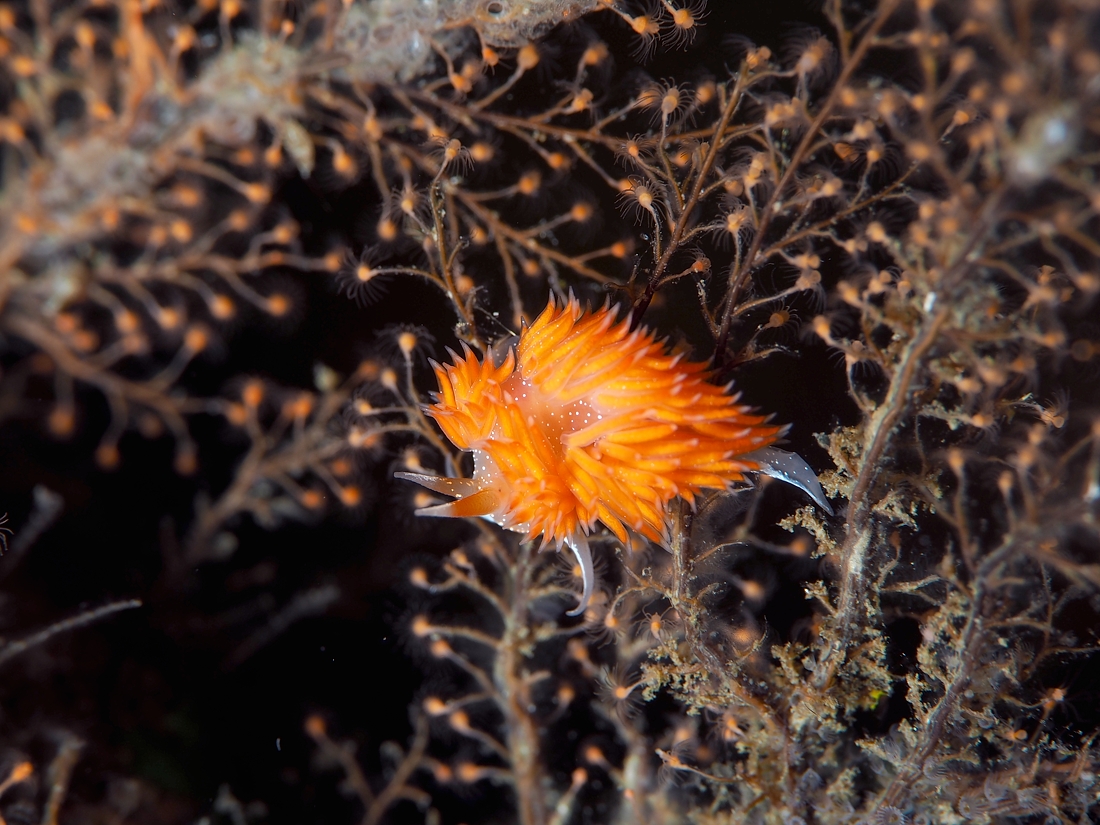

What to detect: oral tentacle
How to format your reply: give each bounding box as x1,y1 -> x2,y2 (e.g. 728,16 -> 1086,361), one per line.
394,473 -> 501,518
394,471 -> 481,498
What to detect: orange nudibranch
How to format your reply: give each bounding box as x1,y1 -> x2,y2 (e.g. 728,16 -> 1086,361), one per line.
397,294 -> 820,615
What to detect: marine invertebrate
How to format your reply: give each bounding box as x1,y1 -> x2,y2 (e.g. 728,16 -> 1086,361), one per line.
398,294 -> 829,613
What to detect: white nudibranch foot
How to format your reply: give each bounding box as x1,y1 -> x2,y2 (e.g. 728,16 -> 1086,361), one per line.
742,447 -> 834,515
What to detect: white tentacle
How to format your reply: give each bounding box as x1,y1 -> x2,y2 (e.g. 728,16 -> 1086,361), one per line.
563,532 -> 595,617
743,447 -> 834,515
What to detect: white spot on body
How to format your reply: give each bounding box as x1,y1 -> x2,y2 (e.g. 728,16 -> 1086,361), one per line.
501,367 -> 606,458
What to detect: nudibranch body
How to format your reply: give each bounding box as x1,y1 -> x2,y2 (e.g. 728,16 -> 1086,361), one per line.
397,295 -> 825,615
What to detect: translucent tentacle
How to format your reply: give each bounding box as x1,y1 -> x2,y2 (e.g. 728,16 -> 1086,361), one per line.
416,489 -> 501,519
490,333 -> 519,368
393,472 -> 500,518
743,447 -> 834,515
394,472 -> 480,498
563,532 -> 595,617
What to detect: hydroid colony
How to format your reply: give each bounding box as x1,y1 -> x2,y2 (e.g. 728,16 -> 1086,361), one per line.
0,0 -> 1098,823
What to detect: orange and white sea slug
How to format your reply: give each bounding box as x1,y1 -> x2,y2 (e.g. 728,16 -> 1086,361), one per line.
397,294 -> 832,614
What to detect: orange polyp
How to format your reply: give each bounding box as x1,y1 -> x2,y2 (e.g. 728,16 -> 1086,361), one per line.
402,294 -> 785,613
